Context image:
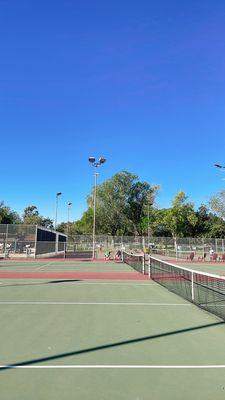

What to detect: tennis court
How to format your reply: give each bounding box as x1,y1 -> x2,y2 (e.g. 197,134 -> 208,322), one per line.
1,257 -> 225,399
156,252 -> 225,276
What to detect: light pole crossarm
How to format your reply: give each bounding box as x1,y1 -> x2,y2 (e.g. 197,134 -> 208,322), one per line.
214,164 -> 225,169
67,202 -> 72,238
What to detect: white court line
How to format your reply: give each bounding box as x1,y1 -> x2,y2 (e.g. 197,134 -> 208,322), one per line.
62,282 -> 156,286
36,262 -> 55,271
39,271 -> 144,274
0,282 -> 156,287
0,301 -> 191,306
1,364 -> 225,369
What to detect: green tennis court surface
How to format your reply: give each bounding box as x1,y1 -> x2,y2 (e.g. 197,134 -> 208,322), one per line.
156,253 -> 225,276
1,260 -> 225,399
0,260 -> 133,272
175,261 -> 225,276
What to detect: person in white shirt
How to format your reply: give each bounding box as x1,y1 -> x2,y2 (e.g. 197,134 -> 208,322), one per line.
209,248 -> 214,259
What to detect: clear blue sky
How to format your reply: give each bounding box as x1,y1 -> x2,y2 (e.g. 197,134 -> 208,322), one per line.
1,0 -> 225,222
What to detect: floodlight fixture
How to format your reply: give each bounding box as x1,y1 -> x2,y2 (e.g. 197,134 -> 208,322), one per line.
89,155 -> 106,168
89,156 -> 96,164
88,155 -> 106,258
99,157 -> 106,164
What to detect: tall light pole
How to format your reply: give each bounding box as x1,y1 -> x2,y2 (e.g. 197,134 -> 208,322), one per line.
55,192 -> 62,230
146,197 -> 153,244
67,202 -> 72,238
214,164 -> 225,254
147,203 -> 150,244
89,156 -> 106,259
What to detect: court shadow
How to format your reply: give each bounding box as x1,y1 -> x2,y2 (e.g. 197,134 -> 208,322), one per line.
0,320 -> 224,371
48,280 -> 82,284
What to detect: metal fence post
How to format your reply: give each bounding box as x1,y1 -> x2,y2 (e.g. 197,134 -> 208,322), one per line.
5,224 -> 8,258
142,254 -> 145,274
148,257 -> 151,278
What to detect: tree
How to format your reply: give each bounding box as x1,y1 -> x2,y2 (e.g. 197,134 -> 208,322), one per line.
193,204 -> 225,238
0,202 -> 21,224
209,191 -> 225,220
57,209 -> 94,238
127,181 -> 158,235
207,222 -> 225,238
163,192 -> 198,242
75,208 -> 94,234
141,208 -> 173,237
22,205 -> 53,228
86,171 -> 158,236
194,205 -> 210,236
57,171 -> 158,237
41,218 -> 54,229
23,206 -> 42,225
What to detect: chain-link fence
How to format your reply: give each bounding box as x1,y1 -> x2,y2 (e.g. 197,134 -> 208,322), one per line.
0,227 -> 225,259
68,235 -> 225,259
0,225 -> 67,259
69,234 -> 225,250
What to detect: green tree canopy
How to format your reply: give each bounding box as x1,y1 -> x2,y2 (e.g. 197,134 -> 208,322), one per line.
0,202 -> 21,224
194,205 -> 225,238
22,205 -> 53,228
209,191 -> 225,220
140,208 -> 173,237
46,173 -> 225,239
87,171 -> 158,235
162,192 -> 198,240
57,209 -> 94,238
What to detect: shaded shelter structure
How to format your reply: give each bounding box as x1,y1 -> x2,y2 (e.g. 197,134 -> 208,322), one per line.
0,224 -> 67,259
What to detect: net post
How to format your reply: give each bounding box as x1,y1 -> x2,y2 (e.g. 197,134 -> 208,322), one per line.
148,256 -> 151,278
121,251 -> 124,263
191,271 -> 194,301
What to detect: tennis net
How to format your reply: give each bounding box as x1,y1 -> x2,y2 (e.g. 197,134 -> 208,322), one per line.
122,251 -> 145,274
150,256 -> 225,320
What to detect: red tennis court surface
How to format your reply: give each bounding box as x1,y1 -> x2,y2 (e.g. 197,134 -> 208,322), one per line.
0,271 -> 149,280
0,257 -> 113,262
0,259 -> 149,280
